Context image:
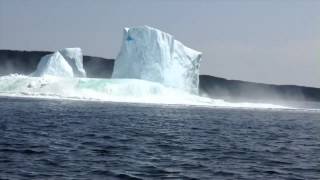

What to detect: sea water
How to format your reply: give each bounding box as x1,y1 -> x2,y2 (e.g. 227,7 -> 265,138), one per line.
0,97 -> 319,179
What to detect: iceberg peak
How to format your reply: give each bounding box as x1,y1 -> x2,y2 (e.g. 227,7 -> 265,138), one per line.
58,47 -> 86,77
31,51 -> 74,78
112,26 -> 202,94
32,48 -> 86,78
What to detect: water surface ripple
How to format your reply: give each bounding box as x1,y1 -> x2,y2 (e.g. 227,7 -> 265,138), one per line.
0,97 -> 319,179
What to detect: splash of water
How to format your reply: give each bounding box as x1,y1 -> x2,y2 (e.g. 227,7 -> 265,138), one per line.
0,74 -> 290,109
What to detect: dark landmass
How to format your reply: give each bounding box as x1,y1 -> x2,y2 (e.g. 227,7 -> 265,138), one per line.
199,75 -> 320,103
1,50 -> 319,103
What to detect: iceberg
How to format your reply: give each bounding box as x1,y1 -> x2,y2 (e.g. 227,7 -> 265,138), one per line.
31,48 -> 86,78
112,26 -> 202,94
31,51 -> 74,78
59,48 -> 86,77
0,25 -> 291,109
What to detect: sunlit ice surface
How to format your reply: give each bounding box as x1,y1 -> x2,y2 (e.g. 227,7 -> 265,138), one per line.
1,74 -> 315,111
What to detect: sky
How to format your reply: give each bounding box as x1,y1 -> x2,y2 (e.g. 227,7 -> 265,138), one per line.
0,0 -> 319,87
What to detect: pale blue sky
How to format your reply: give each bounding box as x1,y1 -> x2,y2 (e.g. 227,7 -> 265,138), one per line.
0,0 -> 319,87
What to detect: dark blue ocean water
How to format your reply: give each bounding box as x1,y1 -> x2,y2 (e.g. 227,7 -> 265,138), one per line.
0,97 -> 319,180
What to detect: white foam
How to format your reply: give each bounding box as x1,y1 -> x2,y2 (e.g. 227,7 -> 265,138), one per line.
0,75 -> 293,109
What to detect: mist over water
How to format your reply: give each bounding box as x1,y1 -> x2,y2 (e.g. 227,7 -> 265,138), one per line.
0,74 -> 310,110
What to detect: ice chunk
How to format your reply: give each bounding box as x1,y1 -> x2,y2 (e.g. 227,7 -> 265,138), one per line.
32,51 -> 74,77
31,48 -> 86,78
112,26 -> 202,94
59,48 -> 86,77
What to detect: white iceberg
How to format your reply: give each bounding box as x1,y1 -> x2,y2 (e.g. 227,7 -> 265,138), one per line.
59,48 -> 86,77
31,51 -> 74,78
112,26 -> 202,94
32,48 -> 86,78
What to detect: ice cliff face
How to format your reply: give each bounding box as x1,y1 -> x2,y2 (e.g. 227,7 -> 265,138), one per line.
112,26 -> 202,94
59,48 -> 86,77
32,51 -> 74,77
32,48 -> 86,78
